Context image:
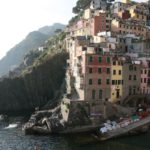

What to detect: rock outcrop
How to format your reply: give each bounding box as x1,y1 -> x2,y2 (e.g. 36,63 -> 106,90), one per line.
23,106 -> 65,135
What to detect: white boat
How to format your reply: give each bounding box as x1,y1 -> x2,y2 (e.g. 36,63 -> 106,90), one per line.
4,124 -> 18,129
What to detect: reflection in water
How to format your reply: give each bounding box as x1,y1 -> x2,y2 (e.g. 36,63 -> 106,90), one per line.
67,133 -> 150,150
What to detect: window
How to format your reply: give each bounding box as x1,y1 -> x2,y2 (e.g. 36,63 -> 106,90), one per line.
98,68 -> 102,73
129,65 -> 133,71
148,70 -> 150,76
148,79 -> 150,85
129,87 -> 132,95
119,70 -> 122,75
115,80 -> 118,85
118,80 -> 121,85
134,75 -> 137,80
113,70 -> 116,75
129,75 -> 132,80
107,57 -> 110,63
109,44 -> 112,49
89,68 -> 93,74
106,79 -> 110,85
112,80 -> 115,85
107,68 -> 110,74
144,78 -> 147,83
92,90 -> 96,100
134,66 -> 137,71
98,57 -> 102,63
98,79 -> 102,85
113,61 -> 116,65
89,79 -> 93,85
145,70 -> 147,74
99,90 -> 103,99
89,56 -> 93,62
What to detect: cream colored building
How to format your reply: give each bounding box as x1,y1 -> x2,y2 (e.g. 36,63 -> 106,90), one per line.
111,18 -> 147,37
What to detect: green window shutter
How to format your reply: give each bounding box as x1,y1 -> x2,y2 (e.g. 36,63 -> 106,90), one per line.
107,68 -> 110,74
106,79 -> 110,85
107,57 -> 110,63
89,56 -> 93,62
98,57 -> 102,63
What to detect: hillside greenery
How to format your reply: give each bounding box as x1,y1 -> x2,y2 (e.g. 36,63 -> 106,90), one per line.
0,23 -> 65,77
0,31 -> 68,113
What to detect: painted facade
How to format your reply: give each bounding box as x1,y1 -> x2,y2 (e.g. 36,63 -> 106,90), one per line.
84,52 -> 111,101
110,57 -> 124,103
140,59 -> 150,94
127,4 -> 148,22
111,18 -> 147,37
123,60 -> 141,97
65,0 -> 150,105
91,12 -> 107,35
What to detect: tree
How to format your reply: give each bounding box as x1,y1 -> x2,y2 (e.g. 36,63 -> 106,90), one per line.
73,0 -> 92,14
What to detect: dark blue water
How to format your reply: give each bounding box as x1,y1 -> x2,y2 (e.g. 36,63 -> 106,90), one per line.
0,117 -> 150,150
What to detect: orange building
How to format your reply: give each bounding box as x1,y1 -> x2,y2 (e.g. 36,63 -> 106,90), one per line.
91,12 -> 111,36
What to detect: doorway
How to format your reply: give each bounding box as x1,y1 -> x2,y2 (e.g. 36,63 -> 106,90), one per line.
116,89 -> 120,99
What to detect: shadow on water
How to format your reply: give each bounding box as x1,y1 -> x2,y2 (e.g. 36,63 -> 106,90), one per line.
64,132 -> 150,150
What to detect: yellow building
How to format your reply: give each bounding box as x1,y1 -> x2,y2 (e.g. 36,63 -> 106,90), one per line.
110,58 -> 124,103
128,4 -> 147,22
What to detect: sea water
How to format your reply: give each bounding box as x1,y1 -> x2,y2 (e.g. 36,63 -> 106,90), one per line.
0,117 -> 149,150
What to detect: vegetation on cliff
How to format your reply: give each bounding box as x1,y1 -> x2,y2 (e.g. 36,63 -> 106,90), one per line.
69,0 -> 92,25
72,0 -> 92,14
0,23 -> 65,77
0,31 -> 68,113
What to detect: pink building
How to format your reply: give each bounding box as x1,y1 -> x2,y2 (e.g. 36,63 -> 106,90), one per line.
84,51 -> 112,101
140,59 -> 150,94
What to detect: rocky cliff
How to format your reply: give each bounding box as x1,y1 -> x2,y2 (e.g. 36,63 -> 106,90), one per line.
0,30 -> 68,113
0,52 -> 68,113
